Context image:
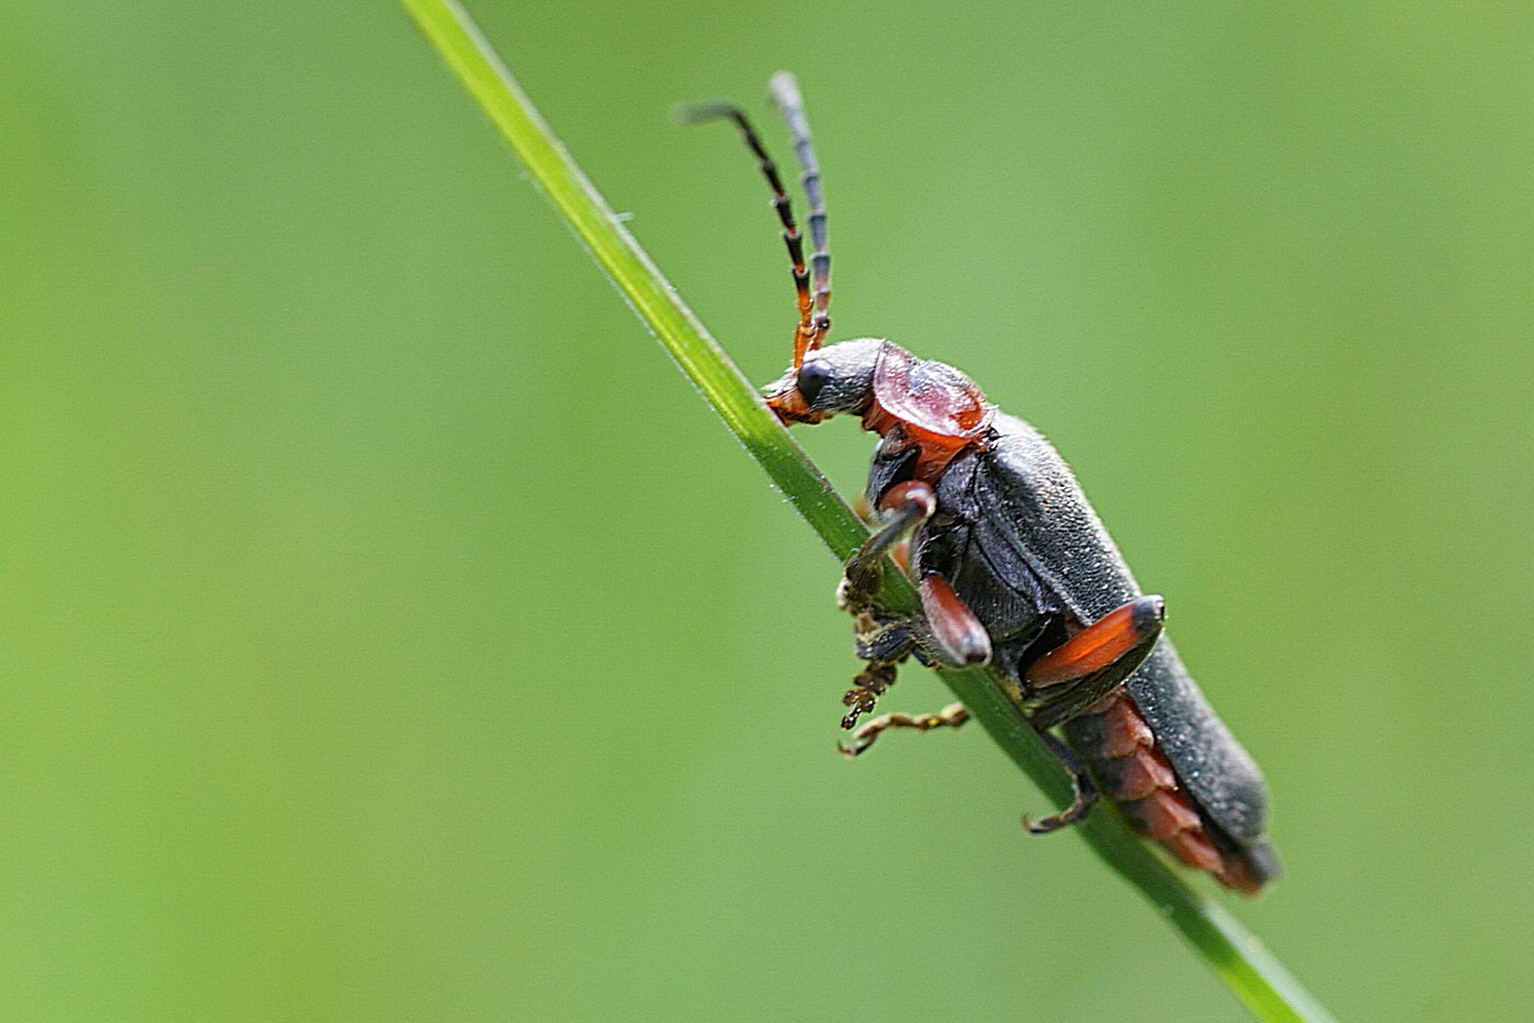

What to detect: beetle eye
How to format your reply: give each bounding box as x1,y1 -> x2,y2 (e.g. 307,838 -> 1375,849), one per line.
797,359 -> 832,407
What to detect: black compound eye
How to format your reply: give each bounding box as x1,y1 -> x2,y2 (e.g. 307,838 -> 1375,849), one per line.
797,358 -> 832,407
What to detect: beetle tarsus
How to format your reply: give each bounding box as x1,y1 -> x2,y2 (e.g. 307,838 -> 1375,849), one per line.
1021,726 -> 1101,832
841,661 -> 899,729
838,702 -> 970,756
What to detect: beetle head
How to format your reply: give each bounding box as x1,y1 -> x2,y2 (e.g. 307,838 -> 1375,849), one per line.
768,339 -> 995,481
765,338 -> 886,423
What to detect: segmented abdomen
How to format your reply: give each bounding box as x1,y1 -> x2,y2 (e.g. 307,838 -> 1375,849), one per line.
1065,689 -> 1267,895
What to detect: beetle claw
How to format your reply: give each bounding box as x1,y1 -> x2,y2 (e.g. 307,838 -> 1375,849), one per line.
1020,724 -> 1101,833
1022,793 -> 1097,834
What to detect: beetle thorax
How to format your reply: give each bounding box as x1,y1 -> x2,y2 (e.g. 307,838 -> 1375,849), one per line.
766,339 -> 995,479
862,343 -> 995,480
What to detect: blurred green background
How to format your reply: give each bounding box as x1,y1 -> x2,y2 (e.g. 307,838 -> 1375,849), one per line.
4,1 -> 1532,1020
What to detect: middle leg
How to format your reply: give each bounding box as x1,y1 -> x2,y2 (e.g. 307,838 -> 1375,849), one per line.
838,701 -> 971,757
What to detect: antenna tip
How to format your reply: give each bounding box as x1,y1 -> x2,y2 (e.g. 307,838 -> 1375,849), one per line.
768,71 -> 802,106
670,99 -> 740,126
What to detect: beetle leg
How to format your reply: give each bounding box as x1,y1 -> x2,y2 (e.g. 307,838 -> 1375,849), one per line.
1013,598 -> 1163,831
850,491 -> 912,569
841,660 -> 899,729
839,480 -> 937,612
836,480 -> 990,728
852,614 -> 918,663
1026,596 -> 1166,731
838,589 -> 986,730
916,572 -> 992,666
1022,727 -> 1100,833
838,702 -> 970,756
845,573 -> 989,669
837,481 -> 959,729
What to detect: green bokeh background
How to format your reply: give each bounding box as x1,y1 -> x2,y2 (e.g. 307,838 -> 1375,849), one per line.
5,2 -> 1532,1020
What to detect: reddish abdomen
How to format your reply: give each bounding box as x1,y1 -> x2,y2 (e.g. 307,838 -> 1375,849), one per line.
1065,689 -> 1267,895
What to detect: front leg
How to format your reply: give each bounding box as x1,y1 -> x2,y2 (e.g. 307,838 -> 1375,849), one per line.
837,481 -> 991,730
841,481 -> 991,665
839,480 -> 938,614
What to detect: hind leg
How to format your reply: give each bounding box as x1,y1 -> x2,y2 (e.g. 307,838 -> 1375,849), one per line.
1014,596 -> 1165,831
1021,727 -> 1100,833
1026,596 -> 1165,731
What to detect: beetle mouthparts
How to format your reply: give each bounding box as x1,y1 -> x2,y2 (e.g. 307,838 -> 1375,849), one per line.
763,369 -> 823,424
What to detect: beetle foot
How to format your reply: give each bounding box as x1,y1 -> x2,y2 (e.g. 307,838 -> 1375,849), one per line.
1022,783 -> 1099,834
1020,723 -> 1101,833
837,578 -> 887,619
838,702 -> 970,756
841,661 -> 898,729
838,563 -> 883,615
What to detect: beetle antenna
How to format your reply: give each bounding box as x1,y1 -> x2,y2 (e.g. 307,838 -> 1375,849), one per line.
674,98 -> 817,367
768,72 -> 831,354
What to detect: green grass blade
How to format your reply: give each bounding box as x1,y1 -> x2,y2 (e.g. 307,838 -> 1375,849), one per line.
396,0 -> 864,560
397,3 -> 1338,1020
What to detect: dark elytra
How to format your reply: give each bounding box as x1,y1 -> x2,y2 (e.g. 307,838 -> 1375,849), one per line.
681,74 -> 1279,891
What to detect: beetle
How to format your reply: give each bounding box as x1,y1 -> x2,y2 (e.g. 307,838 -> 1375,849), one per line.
679,73 -> 1279,894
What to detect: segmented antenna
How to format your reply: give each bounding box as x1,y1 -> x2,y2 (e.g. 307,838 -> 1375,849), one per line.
674,74 -> 831,368
768,73 -> 830,354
